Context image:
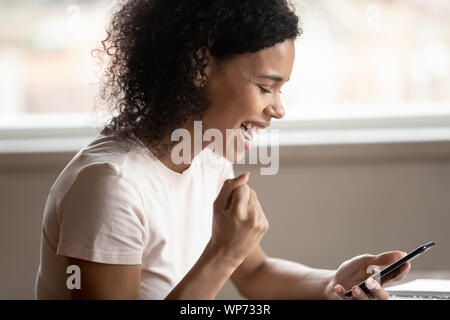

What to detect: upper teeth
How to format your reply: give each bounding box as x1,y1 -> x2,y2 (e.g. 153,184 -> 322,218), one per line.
242,122 -> 264,134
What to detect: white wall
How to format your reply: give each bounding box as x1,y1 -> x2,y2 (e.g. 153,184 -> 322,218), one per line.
1,142 -> 449,299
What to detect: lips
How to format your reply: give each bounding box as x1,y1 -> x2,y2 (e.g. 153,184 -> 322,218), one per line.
237,120 -> 271,150
240,121 -> 270,135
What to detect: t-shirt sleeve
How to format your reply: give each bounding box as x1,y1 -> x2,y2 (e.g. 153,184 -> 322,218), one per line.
56,163 -> 147,265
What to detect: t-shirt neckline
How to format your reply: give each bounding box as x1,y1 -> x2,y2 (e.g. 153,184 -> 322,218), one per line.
137,138 -> 198,181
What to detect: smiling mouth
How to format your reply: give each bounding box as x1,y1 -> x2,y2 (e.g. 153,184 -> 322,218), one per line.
239,121 -> 269,141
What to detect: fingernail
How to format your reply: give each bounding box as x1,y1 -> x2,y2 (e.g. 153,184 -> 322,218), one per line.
240,172 -> 249,179
353,286 -> 361,295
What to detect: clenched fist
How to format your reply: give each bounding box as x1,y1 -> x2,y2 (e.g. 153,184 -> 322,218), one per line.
208,173 -> 269,268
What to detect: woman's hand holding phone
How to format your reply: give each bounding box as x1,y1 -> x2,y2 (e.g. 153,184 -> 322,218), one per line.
325,251 -> 411,300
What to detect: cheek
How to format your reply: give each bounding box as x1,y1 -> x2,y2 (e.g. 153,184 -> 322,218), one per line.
204,83 -> 263,129
239,86 -> 267,114
226,90 -> 263,123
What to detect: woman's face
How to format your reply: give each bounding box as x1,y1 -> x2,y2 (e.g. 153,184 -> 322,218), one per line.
202,39 -> 295,163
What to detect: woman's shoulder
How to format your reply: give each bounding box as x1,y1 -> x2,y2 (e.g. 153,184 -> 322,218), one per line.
49,132 -> 148,201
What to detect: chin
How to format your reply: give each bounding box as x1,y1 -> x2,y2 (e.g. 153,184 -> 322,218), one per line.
206,126 -> 253,163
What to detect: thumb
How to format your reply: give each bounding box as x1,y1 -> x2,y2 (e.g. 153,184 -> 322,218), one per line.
216,173 -> 250,210
234,172 -> 250,182
228,182 -> 251,213
371,251 -> 407,267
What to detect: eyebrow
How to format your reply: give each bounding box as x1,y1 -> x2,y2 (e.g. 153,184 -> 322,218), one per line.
258,74 -> 289,82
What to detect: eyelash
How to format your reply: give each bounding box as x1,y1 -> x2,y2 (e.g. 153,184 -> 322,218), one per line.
257,86 -> 282,95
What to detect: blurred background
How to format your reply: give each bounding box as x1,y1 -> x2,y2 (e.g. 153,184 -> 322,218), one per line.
0,0 -> 449,299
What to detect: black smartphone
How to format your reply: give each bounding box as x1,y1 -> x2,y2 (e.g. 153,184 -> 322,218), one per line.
344,241 -> 436,298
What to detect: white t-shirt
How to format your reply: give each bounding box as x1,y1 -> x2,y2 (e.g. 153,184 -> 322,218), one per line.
35,133 -> 234,299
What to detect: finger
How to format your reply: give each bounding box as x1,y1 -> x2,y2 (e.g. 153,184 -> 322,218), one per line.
332,284 -> 348,300
248,191 -> 268,230
365,278 -> 389,300
259,211 -> 269,230
246,189 -> 258,215
248,188 -> 257,205
216,173 -> 249,210
372,251 -> 407,267
395,261 -> 411,281
381,261 -> 411,286
255,207 -> 269,233
229,184 -> 251,217
351,285 -> 370,300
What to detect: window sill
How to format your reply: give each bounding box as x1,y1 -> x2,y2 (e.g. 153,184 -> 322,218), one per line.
1,127 -> 450,173
1,126 -> 450,154
1,114 -> 450,153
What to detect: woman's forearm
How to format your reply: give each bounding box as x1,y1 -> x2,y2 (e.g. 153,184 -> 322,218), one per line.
241,257 -> 336,300
164,242 -> 238,299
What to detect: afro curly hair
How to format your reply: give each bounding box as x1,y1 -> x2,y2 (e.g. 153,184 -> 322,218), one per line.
99,0 -> 301,156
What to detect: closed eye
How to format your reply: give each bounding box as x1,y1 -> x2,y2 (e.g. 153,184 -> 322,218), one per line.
257,85 -> 272,94
257,85 -> 282,95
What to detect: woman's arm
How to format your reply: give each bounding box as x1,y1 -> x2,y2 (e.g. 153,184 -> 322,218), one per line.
231,246 -> 334,300
231,246 -> 411,300
66,241 -> 238,300
67,257 -> 142,300
164,242 -> 237,299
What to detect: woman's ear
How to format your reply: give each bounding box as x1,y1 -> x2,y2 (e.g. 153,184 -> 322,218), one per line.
193,47 -> 212,88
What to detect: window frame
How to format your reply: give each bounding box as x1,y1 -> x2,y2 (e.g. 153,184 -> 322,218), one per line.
1,113 -> 450,154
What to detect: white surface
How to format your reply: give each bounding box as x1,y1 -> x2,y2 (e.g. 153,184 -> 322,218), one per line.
387,279 -> 450,296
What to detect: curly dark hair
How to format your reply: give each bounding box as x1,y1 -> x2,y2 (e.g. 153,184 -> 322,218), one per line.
98,0 -> 301,156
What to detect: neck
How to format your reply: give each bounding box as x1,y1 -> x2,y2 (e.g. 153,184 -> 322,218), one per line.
147,120 -> 207,174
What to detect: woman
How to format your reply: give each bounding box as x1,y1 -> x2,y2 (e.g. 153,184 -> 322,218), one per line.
35,0 -> 410,300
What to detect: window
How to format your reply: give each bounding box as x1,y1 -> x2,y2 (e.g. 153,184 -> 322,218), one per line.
283,0 -> 450,120
0,0 -> 449,147
0,0 -> 110,127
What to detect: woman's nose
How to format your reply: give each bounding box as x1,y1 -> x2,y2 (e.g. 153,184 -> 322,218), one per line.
264,103 -> 285,120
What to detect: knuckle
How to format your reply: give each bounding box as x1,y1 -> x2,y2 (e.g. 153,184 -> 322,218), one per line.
234,206 -> 248,221
234,205 -> 245,217
256,217 -> 267,230
247,204 -> 256,215
243,213 -> 256,225
235,184 -> 249,197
